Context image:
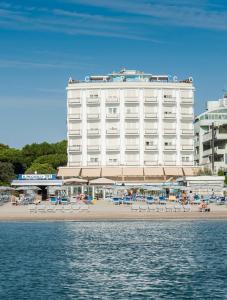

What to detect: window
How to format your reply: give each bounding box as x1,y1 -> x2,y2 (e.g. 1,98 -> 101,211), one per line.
108,107 -> 117,114
89,91 -> 99,98
145,141 -> 154,146
109,158 -> 118,163
182,156 -> 190,162
90,157 -> 98,162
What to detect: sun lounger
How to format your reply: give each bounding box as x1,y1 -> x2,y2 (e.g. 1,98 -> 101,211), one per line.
147,205 -> 156,212
37,204 -> 46,213
139,205 -> 148,212
131,204 -> 140,211
183,205 -> 191,212
46,206 -> 55,213
55,206 -> 64,213
64,205 -> 72,213
72,204 -> 80,212
156,205 -> 164,212
29,204 -> 37,213
80,205 -> 89,212
165,205 -> 173,212
174,205 -> 182,212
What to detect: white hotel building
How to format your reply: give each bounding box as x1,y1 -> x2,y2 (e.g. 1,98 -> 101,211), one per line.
66,69 -> 194,169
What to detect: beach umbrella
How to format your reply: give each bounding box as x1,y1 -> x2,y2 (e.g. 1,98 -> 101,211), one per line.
63,178 -> 88,185
15,186 -> 41,191
89,177 -> 115,185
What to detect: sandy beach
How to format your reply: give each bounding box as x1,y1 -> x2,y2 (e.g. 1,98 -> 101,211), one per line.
0,200 -> 227,221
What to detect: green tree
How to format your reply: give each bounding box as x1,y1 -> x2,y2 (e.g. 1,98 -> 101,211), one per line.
0,147 -> 25,174
25,163 -> 56,174
218,169 -> 227,184
0,162 -> 15,185
33,153 -> 67,169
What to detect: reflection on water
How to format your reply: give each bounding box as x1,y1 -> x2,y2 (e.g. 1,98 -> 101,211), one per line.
0,221 -> 226,299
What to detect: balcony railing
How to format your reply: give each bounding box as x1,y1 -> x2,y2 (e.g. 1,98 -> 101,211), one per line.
181,97 -> 193,104
181,145 -> 194,151
145,145 -> 158,151
164,160 -> 176,166
68,129 -> 81,136
144,97 -> 157,103
87,161 -> 100,166
144,129 -> 158,135
125,113 -> 139,119
163,129 -> 176,135
87,98 -> 100,104
87,129 -> 100,135
163,97 -> 176,104
106,113 -> 120,119
68,97 -> 81,104
106,145 -> 120,151
144,161 -> 158,166
181,129 -> 194,135
106,128 -> 120,135
181,113 -> 194,120
181,161 -> 194,166
144,113 -> 158,119
125,128 -> 139,134
107,161 -> 119,166
68,145 -> 81,152
87,145 -> 100,151
125,161 -> 140,166
125,97 -> 139,103
163,113 -> 176,119
68,114 -> 81,120
87,113 -> 100,119
125,145 -> 139,150
164,145 -> 176,150
106,97 -> 119,103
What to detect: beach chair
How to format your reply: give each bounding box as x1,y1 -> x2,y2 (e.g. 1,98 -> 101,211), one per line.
165,205 -> 173,212
159,196 -> 167,205
29,204 -> 37,213
131,204 -> 140,212
37,204 -> 46,213
72,204 -> 80,212
139,205 -> 148,212
156,205 -> 164,212
46,205 -> 55,213
146,196 -> 155,205
50,197 -> 58,205
112,197 -> 120,205
64,205 -> 72,213
183,205 -> 191,212
174,205 -> 182,212
55,205 -> 64,213
80,205 -> 89,212
147,204 -> 156,212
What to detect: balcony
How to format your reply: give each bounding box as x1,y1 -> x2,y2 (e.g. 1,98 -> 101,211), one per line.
144,129 -> 158,135
125,161 -> 140,166
181,97 -> 194,104
106,97 -> 119,103
125,145 -> 139,151
164,145 -> 176,151
68,114 -> 81,120
181,161 -> 194,166
144,161 -> 158,166
106,113 -> 120,119
203,147 -> 226,157
181,129 -> 194,135
68,145 -> 81,152
106,128 -> 120,135
163,97 -> 176,104
125,112 -> 139,119
87,161 -> 100,166
145,145 -> 158,151
68,129 -> 81,136
125,97 -> 139,103
125,128 -> 139,135
181,113 -> 194,120
106,145 -> 120,151
144,97 -> 157,103
163,129 -> 176,135
87,113 -> 100,120
181,145 -> 194,151
107,161 -> 119,166
163,113 -> 176,119
144,113 -> 158,119
87,129 -> 100,136
164,161 -> 176,166
68,98 -> 81,104
202,132 -> 212,143
69,161 -> 82,167
87,98 -> 100,105
87,145 -> 100,151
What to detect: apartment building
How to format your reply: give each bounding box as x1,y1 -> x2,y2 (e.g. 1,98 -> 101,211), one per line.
67,69 -> 194,168
195,94 -> 227,173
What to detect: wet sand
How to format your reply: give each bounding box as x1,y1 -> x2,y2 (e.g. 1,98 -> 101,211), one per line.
0,201 -> 227,221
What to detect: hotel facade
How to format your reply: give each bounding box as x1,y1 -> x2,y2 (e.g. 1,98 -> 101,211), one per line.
66,69 -> 195,170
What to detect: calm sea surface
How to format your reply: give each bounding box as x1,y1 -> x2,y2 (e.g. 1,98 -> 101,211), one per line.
0,221 -> 226,300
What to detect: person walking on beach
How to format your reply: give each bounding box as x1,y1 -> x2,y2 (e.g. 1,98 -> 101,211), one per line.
181,191 -> 187,205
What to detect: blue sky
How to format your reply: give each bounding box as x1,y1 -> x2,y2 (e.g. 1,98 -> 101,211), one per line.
0,0 -> 227,148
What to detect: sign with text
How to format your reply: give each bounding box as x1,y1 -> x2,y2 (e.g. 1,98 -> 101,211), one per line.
18,174 -> 56,180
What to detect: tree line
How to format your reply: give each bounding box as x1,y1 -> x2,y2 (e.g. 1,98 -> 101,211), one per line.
0,140 -> 67,186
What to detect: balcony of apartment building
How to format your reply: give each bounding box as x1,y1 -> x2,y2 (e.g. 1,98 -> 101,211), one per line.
68,97 -> 81,105
181,129 -> 194,136
202,146 -> 226,158
181,113 -> 194,120
180,97 -> 194,105
106,113 -> 120,119
163,95 -> 176,105
144,144 -> 158,151
87,128 -> 100,136
69,161 -> 82,167
181,145 -> 194,151
125,97 -> 139,104
125,128 -> 139,135
68,129 -> 81,136
125,161 -> 140,166
106,128 -> 120,135
163,112 -> 176,119
163,128 -> 176,135
87,113 -> 100,120
87,145 -> 100,152
68,114 -> 81,120
125,112 -> 139,119
163,144 -> 176,151
144,160 -> 158,166
163,160 -> 176,166
144,128 -> 158,135
181,160 -> 194,166
87,160 -> 100,166
125,144 -> 140,151
106,145 -> 120,152
144,96 -> 157,103
68,145 -> 81,152
106,96 -> 119,104
107,159 -> 119,166
144,113 -> 158,119
86,97 -> 100,105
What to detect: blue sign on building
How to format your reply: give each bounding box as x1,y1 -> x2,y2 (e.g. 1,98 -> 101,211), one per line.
18,174 -> 57,180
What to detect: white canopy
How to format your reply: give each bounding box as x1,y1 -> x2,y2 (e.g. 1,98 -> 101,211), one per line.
89,177 -> 115,185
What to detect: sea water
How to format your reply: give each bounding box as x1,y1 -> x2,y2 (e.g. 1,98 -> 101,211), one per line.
0,221 -> 226,300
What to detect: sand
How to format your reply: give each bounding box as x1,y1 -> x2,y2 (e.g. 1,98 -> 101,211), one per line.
0,200 -> 227,221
